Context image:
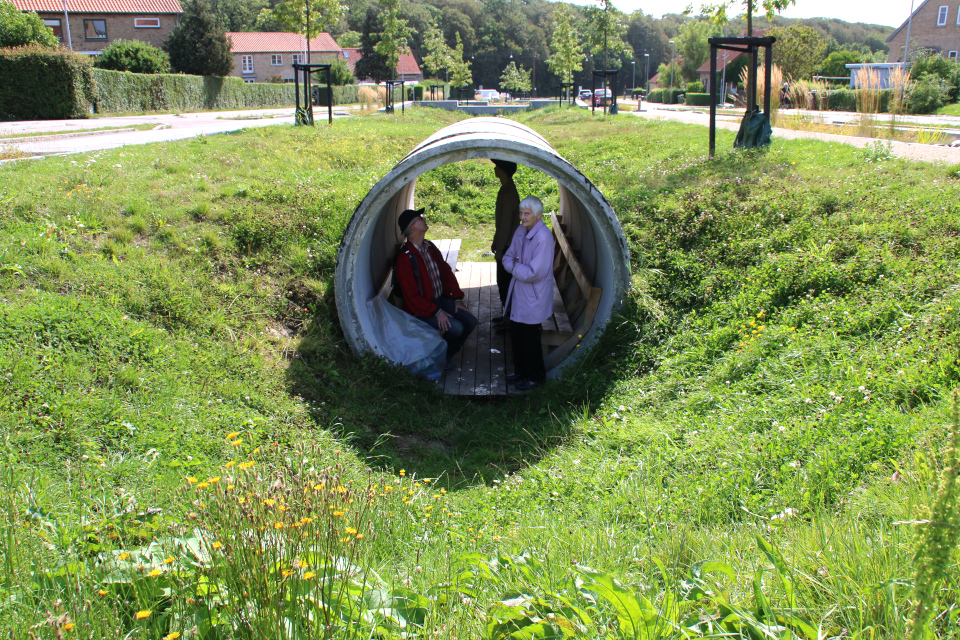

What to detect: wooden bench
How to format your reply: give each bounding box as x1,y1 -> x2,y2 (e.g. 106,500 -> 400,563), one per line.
370,238 -> 461,303
542,212 -> 602,370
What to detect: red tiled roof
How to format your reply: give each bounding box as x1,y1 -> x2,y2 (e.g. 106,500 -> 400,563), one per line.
13,0 -> 182,12
227,32 -> 340,54
341,47 -> 421,78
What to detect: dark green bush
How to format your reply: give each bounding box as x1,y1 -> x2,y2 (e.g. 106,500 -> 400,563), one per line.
0,2 -> 58,48
413,85 -> 424,100
91,69 -> 295,113
828,89 -> 857,112
910,52 -> 960,102
329,58 -> 354,86
95,40 -> 170,74
684,92 -> 711,106
647,88 -> 664,102
0,46 -> 95,120
909,72 -> 952,114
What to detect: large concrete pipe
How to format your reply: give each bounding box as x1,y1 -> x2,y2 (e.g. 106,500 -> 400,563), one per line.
335,117 -> 631,375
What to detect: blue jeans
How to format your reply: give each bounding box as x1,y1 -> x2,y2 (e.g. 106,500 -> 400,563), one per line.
419,297 -> 478,358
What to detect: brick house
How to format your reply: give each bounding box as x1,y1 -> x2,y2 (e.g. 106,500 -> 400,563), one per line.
887,0 -> 960,62
227,32 -> 341,83
12,0 -> 182,54
341,47 -> 423,83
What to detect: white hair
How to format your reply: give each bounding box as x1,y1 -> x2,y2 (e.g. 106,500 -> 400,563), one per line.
519,195 -> 543,218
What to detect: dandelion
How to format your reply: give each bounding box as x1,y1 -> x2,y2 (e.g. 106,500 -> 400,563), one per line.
163,633 -> 181,640
356,534 -> 364,540
281,569 -> 294,577
207,476 -> 221,483
212,541 -> 223,549
187,477 -> 198,484
274,522 -> 285,529
239,461 -> 254,470
230,439 -> 243,447
264,499 -> 276,506
333,510 -> 344,517
399,469 -> 406,477
136,610 -> 152,619
345,527 -> 358,535
304,571 -> 316,579
164,557 -> 174,564
98,589 -> 108,596
149,569 -> 162,577
119,552 -> 130,561
197,482 -> 210,489
226,432 -> 240,440
224,461 -> 236,468
63,622 -> 76,631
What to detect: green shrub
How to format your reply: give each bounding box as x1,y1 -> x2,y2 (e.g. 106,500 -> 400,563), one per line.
0,46 -> 95,120
910,52 -> 960,102
686,80 -> 704,93
0,2 -> 58,48
312,84 -> 359,106
329,58 -> 354,86
909,72 -> 952,114
91,69 -> 295,113
828,88 -> 857,112
413,85 -> 424,100
647,88 -> 664,102
95,40 -> 170,74
684,92 -> 711,106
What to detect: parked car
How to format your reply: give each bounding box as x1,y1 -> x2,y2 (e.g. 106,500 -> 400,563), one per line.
577,89 -> 592,102
593,89 -> 612,106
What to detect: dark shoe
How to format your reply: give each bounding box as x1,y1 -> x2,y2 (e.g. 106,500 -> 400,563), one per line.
445,358 -> 456,370
515,379 -> 538,391
492,316 -> 505,324
505,373 -> 521,382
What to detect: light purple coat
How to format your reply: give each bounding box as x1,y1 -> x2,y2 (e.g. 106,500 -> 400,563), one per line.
503,219 -> 555,324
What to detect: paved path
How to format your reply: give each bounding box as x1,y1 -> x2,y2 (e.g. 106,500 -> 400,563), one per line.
624,102 -> 960,164
0,106 -> 360,157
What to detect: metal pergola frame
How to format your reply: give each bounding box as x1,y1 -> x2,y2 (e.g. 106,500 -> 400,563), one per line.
293,63 -> 333,125
591,70 -> 619,115
383,80 -> 405,114
707,36 -> 776,157
557,82 -> 575,106
429,84 -> 445,101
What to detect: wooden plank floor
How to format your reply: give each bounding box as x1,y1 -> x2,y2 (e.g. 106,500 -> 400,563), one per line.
439,261 -> 512,396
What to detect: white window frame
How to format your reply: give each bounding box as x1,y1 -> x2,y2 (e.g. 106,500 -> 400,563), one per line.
938,5 -> 948,25
43,18 -> 63,40
291,54 -> 302,66
271,54 -> 282,66
957,6 -> 960,24
949,51 -> 959,61
241,55 -> 254,74
134,17 -> 160,28
243,77 -> 256,83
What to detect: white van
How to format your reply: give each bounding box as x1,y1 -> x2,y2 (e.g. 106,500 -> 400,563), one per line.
475,89 -> 501,102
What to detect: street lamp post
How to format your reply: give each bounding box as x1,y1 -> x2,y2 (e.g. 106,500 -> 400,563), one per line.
668,40 -> 675,90
644,53 -> 650,95
631,60 -> 636,99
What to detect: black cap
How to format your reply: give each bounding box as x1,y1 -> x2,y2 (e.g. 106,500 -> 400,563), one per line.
398,208 -> 425,235
492,159 -> 517,177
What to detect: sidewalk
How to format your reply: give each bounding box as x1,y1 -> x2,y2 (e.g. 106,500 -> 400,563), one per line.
625,102 -> 960,164
0,106 -> 358,157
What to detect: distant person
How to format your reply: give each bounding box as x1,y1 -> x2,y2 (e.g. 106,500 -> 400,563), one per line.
394,208 -> 477,370
502,196 -> 555,391
490,159 -> 520,327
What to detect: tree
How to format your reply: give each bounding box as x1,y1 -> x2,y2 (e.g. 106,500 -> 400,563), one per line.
422,21 -> 452,79
499,60 -> 530,94
697,0 -> 796,36
95,40 -> 171,74
164,0 -> 233,76
767,23 -> 826,80
329,57 -> 354,85
354,6 -> 393,83
337,30 -> 361,48
208,0 -> 268,32
546,3 -> 582,86
373,0 -> 412,81
676,19 -> 719,83
448,32 -> 473,90
584,0 -> 628,71
0,3 -> 58,48
817,49 -> 862,79
256,0 -> 343,63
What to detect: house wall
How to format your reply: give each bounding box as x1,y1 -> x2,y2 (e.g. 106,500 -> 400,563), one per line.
888,1 -> 960,62
229,51 -> 340,83
37,12 -> 179,53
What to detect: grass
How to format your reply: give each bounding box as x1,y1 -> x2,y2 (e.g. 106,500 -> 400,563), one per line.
1,105 -> 960,638
936,102 -> 960,116
0,123 -> 158,139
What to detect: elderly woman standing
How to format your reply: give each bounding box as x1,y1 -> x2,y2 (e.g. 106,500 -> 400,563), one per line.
502,196 -> 555,390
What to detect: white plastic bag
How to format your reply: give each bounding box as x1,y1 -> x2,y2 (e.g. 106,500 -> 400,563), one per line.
367,296 -> 447,381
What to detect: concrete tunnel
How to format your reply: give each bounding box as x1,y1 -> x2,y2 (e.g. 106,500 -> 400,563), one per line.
334,117 -> 632,383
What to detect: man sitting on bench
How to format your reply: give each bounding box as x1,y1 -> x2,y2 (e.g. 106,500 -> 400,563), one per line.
394,208 -> 478,370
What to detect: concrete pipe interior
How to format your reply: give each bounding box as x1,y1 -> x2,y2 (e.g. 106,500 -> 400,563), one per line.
335,117 -> 631,380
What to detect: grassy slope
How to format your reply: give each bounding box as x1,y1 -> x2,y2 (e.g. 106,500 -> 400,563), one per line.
2,107 -> 960,635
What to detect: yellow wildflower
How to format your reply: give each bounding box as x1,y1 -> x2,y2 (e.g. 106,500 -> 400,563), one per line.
164,557 -> 174,564
356,534 -> 364,540
224,461 -> 236,468
226,431 -> 240,440
118,552 -> 130,561
399,469 -> 406,477
164,633 -> 181,640
197,482 -> 210,489
212,541 -> 223,549
149,569 -> 162,577
63,622 -> 76,631
230,439 -> 243,447
304,571 -> 316,579
274,522 -> 284,529
239,461 -> 254,470
186,477 -> 197,484
281,570 -> 293,577
207,476 -> 221,483
264,499 -> 276,506
98,589 -> 108,596
136,610 -> 152,619
345,527 -> 357,535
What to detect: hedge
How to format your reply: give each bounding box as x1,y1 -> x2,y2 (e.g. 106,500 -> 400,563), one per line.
312,84 -> 360,106
646,88 -> 683,104
0,45 -> 96,120
684,92 -> 711,106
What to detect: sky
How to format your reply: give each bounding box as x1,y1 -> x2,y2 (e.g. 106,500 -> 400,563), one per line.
563,0 -> 910,28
